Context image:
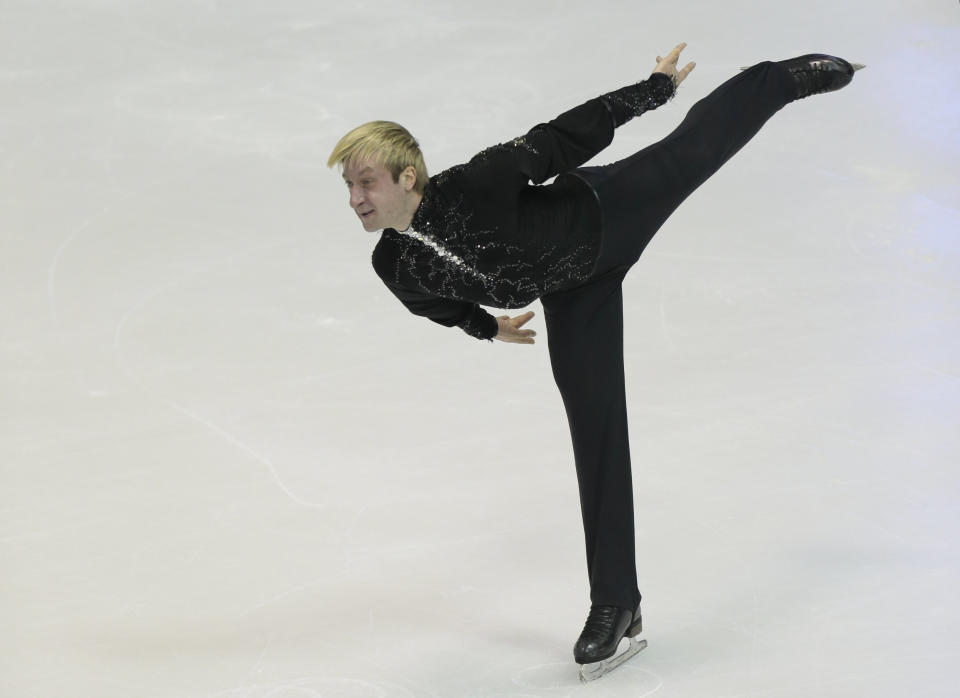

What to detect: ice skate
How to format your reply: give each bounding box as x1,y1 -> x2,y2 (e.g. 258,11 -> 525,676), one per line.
741,54 -> 865,100
574,604 -> 646,682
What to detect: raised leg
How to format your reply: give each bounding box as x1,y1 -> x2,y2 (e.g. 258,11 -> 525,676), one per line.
582,60 -> 796,274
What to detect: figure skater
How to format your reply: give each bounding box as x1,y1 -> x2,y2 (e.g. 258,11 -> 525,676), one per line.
327,44 -> 862,681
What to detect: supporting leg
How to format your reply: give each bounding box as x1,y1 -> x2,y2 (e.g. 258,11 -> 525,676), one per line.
542,267 -> 639,611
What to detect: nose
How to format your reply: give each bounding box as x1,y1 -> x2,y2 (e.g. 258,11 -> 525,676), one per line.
349,186 -> 364,210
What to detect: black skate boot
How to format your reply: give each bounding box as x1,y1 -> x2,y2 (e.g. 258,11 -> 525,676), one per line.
574,603 -> 646,682
777,54 -> 864,101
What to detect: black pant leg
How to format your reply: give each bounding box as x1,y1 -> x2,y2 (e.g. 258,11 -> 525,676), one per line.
586,60 -> 796,275
541,61 -> 795,611
542,266 -> 640,611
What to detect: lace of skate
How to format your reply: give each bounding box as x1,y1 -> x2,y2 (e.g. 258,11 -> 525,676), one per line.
580,605 -> 622,641
790,63 -> 832,99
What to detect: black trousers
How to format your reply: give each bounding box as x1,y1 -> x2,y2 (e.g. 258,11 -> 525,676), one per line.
541,61 -> 795,611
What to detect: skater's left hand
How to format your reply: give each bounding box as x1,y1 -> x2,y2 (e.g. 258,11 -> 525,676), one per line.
654,42 -> 696,85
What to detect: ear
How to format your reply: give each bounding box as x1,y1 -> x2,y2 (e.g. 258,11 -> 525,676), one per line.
400,165 -> 417,192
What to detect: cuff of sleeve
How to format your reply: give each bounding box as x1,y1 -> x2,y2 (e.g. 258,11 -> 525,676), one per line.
601,71 -> 678,127
648,70 -> 679,90
458,305 -> 499,341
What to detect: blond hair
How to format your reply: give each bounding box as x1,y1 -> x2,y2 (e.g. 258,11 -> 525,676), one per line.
327,120 -> 429,194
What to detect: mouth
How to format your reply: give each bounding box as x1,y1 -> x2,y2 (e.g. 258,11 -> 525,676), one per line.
359,210 -> 374,219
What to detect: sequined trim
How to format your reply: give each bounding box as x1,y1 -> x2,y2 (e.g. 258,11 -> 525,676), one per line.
507,134 -> 539,156
601,73 -> 677,127
396,227 -> 490,282
459,310 -> 496,341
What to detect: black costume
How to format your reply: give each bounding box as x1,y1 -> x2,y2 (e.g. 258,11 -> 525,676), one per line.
373,62 -> 797,612
371,72 -> 677,340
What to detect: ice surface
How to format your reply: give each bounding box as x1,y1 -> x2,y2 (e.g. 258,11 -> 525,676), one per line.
2,1 -> 959,696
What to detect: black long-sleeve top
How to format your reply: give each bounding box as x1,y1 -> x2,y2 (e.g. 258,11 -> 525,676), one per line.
371,72 -> 677,341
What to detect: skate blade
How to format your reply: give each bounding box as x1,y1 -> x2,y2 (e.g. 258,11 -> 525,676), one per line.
578,636 -> 647,683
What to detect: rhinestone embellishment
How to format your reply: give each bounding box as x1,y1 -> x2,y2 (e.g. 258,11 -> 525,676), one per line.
396,227 -> 490,281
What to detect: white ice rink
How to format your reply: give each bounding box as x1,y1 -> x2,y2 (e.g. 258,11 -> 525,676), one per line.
3,1 -> 959,696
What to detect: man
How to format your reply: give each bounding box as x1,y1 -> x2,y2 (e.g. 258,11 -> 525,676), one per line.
327,44 -> 861,681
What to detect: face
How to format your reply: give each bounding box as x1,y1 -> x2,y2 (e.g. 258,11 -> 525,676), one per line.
342,158 -> 415,232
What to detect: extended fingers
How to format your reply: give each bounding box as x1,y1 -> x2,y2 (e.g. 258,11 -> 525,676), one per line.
510,312 -> 536,343
664,42 -> 686,65
512,310 -> 535,327
507,329 -> 536,344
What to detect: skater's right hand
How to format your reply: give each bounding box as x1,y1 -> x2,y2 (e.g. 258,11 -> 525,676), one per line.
654,42 -> 695,85
494,311 -> 536,345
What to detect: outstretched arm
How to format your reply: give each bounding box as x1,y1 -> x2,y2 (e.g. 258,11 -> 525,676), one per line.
379,281 -> 500,341
378,280 -> 537,346
466,43 -> 695,189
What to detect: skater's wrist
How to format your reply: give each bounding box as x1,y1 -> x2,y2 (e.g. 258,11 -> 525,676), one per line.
649,70 -> 679,93
601,73 -> 677,127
